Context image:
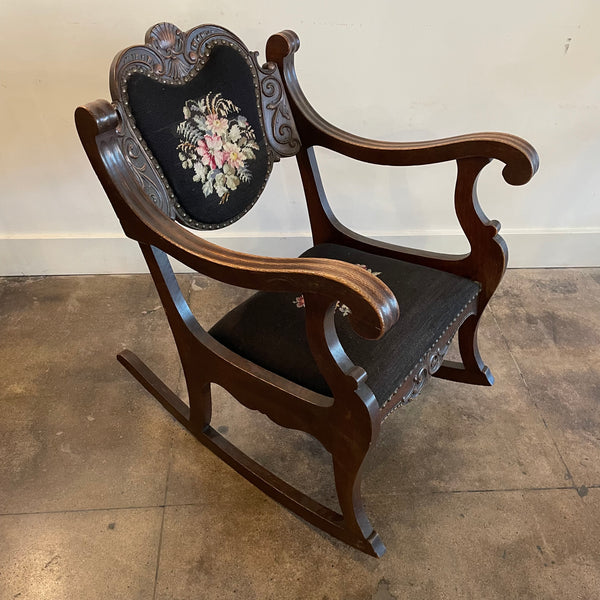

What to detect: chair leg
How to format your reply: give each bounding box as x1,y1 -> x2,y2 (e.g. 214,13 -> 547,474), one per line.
435,313 -> 494,386
181,368 -> 212,429
457,313 -> 494,384
332,447 -> 385,557
433,156 -> 505,387
122,246 -> 386,554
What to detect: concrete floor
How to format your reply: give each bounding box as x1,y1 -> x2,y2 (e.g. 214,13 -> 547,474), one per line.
1,267 -> 599,599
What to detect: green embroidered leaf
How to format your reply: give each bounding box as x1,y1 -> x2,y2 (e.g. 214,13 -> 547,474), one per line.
193,162 -> 208,182
238,167 -> 251,183
214,172 -> 228,197
177,121 -> 201,144
242,147 -> 255,160
225,174 -> 240,190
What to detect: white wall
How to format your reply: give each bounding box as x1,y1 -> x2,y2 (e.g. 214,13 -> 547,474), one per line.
1,0 -> 599,275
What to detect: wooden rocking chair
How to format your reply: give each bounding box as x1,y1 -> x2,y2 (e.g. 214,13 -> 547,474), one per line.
75,22 -> 538,556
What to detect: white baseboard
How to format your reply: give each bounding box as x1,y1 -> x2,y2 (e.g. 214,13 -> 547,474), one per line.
0,234 -> 314,276
1,229 -> 599,276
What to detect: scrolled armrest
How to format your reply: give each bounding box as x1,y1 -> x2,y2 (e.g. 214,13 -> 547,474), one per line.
311,126 -> 538,187
266,31 -> 539,186
75,99 -> 120,137
146,214 -> 400,341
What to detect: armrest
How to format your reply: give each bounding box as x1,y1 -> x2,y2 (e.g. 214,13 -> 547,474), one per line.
266,31 -> 539,186
144,213 -> 400,342
75,100 -> 399,341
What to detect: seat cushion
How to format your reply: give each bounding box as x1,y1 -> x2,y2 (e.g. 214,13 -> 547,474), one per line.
209,244 -> 480,406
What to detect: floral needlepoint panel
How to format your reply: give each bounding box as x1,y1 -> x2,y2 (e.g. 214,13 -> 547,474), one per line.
125,44 -> 271,228
177,93 -> 260,204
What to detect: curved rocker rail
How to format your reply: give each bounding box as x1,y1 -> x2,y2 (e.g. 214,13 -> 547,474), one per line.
117,348 -> 384,555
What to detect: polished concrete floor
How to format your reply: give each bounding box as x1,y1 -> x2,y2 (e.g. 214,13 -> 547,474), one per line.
1,267 -> 599,599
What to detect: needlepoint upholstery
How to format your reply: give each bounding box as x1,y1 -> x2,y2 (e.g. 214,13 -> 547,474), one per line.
126,45 -> 271,227
210,243 -> 481,405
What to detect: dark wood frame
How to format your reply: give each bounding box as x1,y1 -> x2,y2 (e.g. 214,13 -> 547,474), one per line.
75,23 -> 538,557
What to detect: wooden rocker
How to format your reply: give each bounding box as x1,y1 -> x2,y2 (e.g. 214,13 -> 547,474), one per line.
75,22 -> 538,556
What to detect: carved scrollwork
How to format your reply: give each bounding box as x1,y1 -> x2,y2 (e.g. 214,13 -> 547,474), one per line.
380,294 -> 479,421
111,22 -> 300,160
114,105 -> 175,218
257,61 -> 301,158
401,338 -> 452,404
112,23 -> 247,95
380,335 -> 455,419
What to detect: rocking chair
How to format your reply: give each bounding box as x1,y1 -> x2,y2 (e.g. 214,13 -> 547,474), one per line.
75,22 -> 538,556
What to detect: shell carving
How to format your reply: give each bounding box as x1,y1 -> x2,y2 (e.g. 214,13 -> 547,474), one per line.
147,22 -> 188,79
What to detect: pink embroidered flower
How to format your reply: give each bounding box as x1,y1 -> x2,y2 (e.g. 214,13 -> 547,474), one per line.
205,134 -> 223,152
196,138 -> 216,169
197,134 -> 227,170
293,295 -> 305,308
214,150 -> 227,169
223,142 -> 245,169
205,113 -> 228,136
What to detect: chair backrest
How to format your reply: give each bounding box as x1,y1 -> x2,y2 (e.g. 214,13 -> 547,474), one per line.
109,22 -> 301,230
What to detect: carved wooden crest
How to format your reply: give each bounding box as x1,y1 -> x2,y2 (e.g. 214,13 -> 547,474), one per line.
109,22 -> 301,229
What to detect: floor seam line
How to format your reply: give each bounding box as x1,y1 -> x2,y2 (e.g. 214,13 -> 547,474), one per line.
0,502 -> 208,518
153,433 -> 174,600
362,486 -> 578,498
429,486 -> 576,495
152,507 -> 167,600
488,304 -> 578,491
1,484 -> 590,520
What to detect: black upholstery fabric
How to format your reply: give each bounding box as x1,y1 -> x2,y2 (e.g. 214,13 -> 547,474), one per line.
126,45 -> 270,226
209,244 -> 480,406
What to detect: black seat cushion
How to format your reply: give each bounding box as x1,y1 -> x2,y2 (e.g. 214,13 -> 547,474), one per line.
209,244 -> 480,406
